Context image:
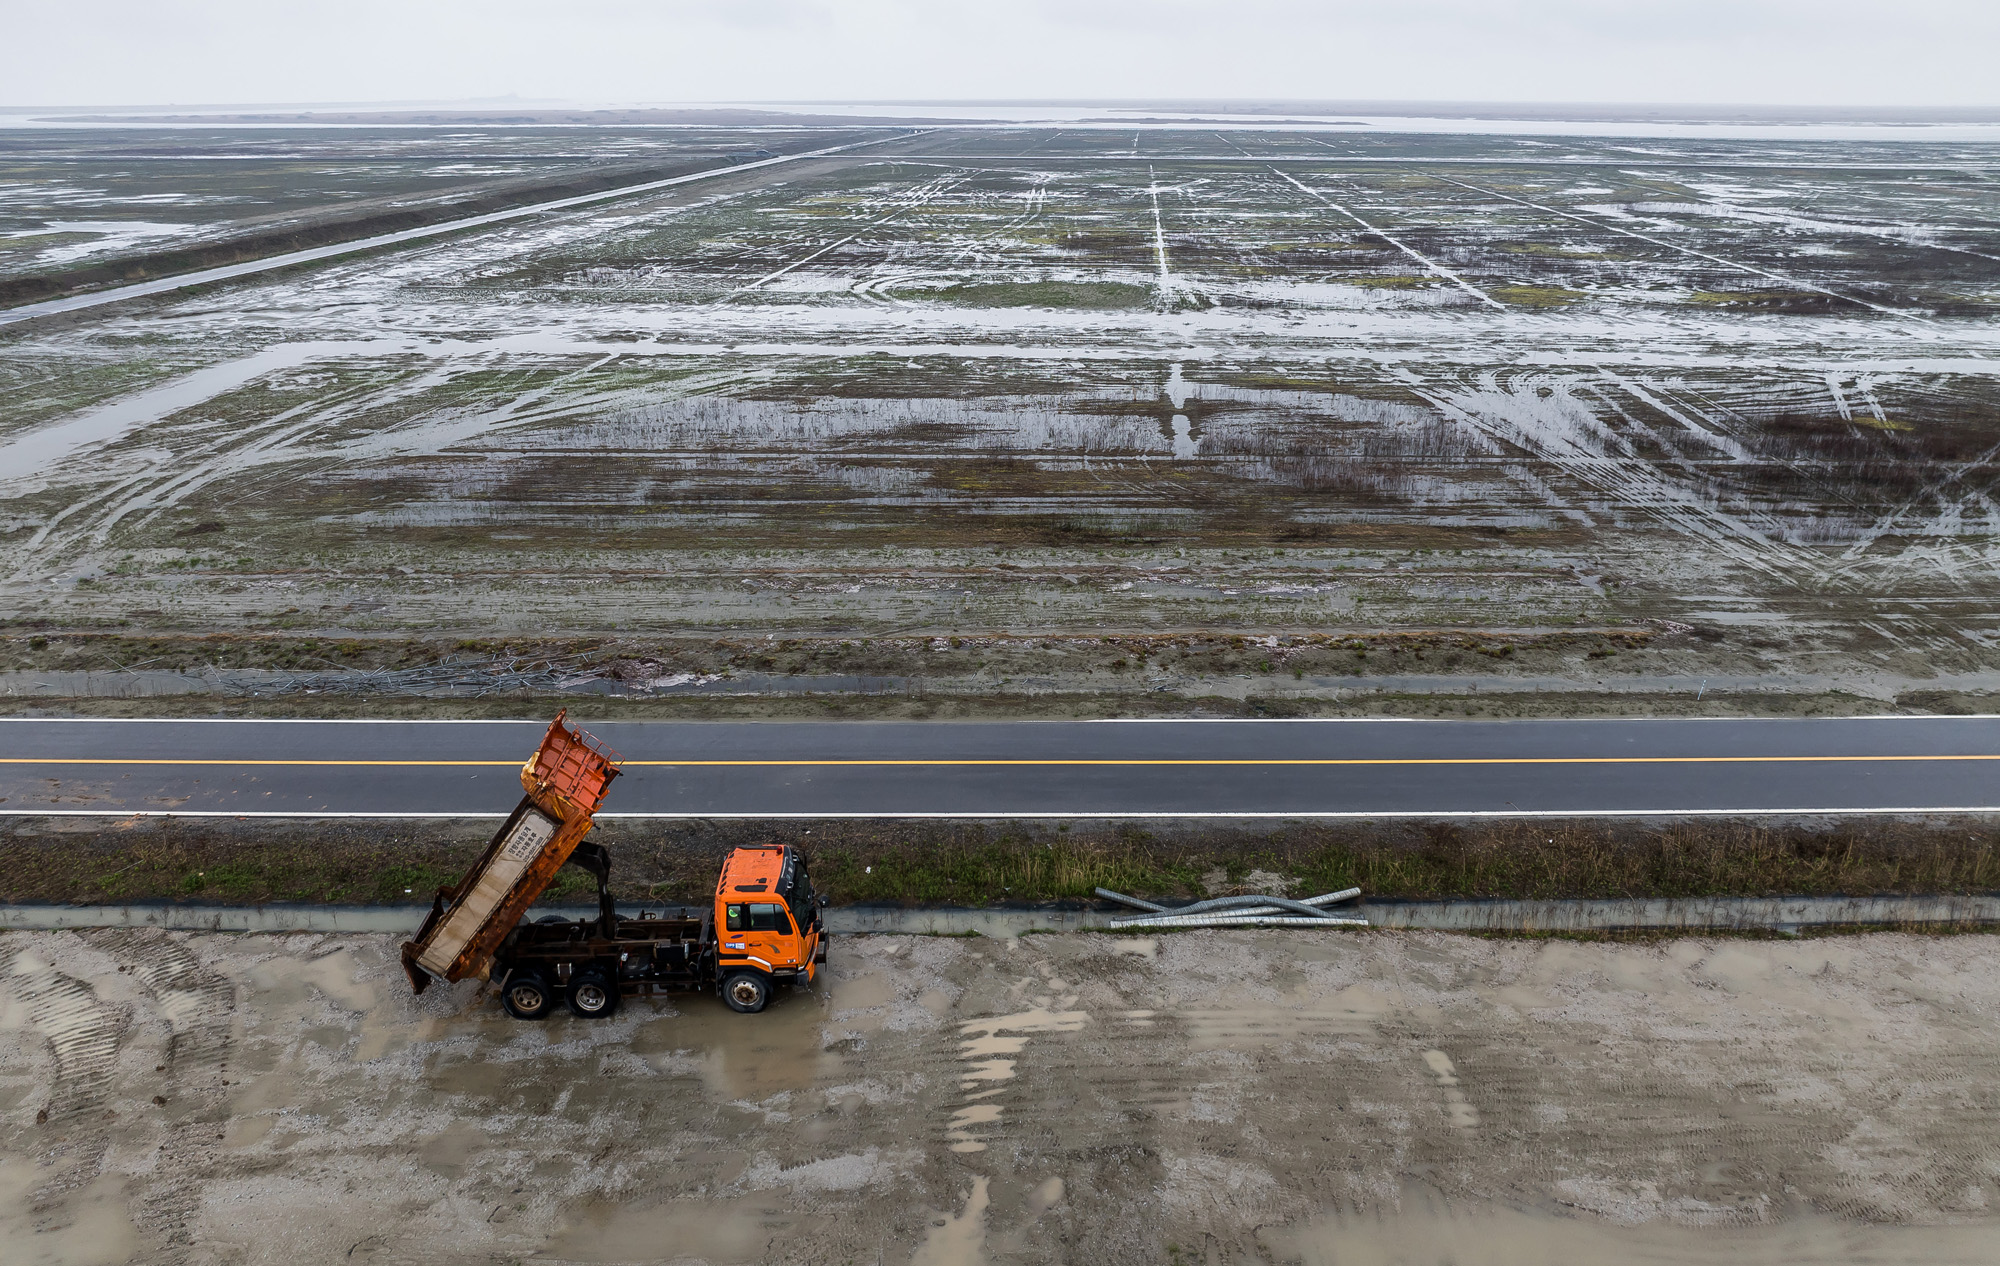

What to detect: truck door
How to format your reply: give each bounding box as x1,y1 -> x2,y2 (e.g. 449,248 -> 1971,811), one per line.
721,901 -> 802,974
783,867 -> 821,975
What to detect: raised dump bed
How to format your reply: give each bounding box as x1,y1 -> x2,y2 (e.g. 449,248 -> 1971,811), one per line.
401,711 -> 621,993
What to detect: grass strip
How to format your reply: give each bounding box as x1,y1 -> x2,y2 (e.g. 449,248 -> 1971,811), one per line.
2,817 -> 1995,908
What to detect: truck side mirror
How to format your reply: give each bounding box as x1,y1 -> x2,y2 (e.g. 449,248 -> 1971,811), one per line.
818,895 -> 829,908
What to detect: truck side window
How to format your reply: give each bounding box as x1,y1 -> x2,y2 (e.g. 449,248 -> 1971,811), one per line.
747,903 -> 791,933
725,904 -> 744,932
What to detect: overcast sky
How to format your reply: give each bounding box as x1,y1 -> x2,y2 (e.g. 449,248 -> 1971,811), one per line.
10,0 -> 1998,109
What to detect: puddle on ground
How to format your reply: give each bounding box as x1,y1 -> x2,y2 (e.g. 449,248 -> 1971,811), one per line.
1260,1196 -> 2000,1265
948,1007 -> 1089,1152
418,1119 -> 489,1177
909,1176 -> 990,1266
629,986 -> 838,1102
1179,987 -> 1389,1051
0,1161 -> 141,1266
1163,362 -> 1198,457
0,341 -> 416,486
829,969 -> 897,1019
1421,1049 -> 1480,1129
540,1195 -> 804,1265
1026,1176 -> 1065,1215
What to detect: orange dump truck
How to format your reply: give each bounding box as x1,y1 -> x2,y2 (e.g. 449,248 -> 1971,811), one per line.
401,712 -> 826,1018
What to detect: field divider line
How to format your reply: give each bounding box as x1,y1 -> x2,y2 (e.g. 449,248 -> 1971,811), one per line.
726,170 -> 969,298
1424,172 -> 1922,321
1144,164 -> 1183,308
1271,168 -> 1503,310
5,754 -> 2000,769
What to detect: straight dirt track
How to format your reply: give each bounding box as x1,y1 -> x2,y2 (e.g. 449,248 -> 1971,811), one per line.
0,138 -> 891,327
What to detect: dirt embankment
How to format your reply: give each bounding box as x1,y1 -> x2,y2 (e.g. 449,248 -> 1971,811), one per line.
5,815 -> 1995,908
0,156 -> 739,308
12,629 -> 1988,721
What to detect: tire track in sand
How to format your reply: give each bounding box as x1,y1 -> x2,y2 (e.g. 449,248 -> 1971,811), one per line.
104,930 -> 237,1260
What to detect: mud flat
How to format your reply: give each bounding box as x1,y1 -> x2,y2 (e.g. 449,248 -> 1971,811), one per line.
6,127 -> 2000,718
2,927 -> 1997,1264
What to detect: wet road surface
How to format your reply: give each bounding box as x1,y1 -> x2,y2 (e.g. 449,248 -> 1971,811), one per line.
4,715 -> 1998,817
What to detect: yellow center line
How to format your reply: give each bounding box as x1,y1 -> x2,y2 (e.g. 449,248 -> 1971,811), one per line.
1,755 -> 1997,769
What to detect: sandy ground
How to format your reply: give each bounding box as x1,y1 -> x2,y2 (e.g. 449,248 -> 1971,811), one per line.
3,929 -> 1998,1265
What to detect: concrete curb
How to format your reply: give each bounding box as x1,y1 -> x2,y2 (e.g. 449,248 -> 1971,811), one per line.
4,894 -> 1997,936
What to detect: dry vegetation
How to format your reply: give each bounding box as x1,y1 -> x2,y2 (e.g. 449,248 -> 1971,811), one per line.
8,814 -> 1995,907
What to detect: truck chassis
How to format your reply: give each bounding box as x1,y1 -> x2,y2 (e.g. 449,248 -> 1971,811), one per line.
488,843 -> 827,1020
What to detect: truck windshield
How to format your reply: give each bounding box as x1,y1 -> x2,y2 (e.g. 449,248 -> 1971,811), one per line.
725,903 -> 793,934
787,867 -> 817,929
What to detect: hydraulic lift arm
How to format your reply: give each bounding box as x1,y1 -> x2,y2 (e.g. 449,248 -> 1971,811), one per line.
564,841 -> 618,938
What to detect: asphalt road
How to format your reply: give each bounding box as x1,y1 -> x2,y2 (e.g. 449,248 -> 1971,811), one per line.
3,716 -> 1999,818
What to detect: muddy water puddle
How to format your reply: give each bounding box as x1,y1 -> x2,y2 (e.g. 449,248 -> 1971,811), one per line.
0,1160 -> 140,1266
628,982 -> 841,1101
1263,1194 -> 2000,1266
541,1193 -> 812,1265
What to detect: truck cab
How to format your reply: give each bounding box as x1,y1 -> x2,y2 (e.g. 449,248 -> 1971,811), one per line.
714,844 -> 825,1012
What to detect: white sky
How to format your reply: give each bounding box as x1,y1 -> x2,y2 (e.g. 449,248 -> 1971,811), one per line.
8,0 -> 1998,110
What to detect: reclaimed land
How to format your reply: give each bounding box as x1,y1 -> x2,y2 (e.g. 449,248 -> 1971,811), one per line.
0,151 -> 818,308
8,126 -> 2000,721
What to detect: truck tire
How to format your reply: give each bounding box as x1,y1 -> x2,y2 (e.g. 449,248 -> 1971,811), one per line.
566,969 -> 620,1019
720,971 -> 770,1014
501,970 -> 555,1020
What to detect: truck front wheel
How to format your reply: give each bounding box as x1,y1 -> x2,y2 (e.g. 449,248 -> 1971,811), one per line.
720,971 -> 770,1014
567,969 -> 620,1019
501,971 -> 554,1020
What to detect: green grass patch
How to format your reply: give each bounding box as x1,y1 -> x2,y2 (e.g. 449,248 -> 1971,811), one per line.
9,816 -> 1997,910
910,280 -> 1154,309
1492,284 -> 1585,308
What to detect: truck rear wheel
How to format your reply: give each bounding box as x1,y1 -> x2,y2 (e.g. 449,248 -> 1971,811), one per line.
501,971 -> 554,1020
567,969 -> 620,1019
720,971 -> 770,1014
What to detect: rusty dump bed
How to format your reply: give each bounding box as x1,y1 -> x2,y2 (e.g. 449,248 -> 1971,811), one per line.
400,711 -> 621,993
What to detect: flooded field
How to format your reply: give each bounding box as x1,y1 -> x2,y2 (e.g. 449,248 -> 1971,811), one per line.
0,126 -> 842,288
2,928 -> 1996,1264
4,126 -> 2000,711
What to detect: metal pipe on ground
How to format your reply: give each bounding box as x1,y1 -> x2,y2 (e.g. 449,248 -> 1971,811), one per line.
1094,887 -> 1167,912
1101,886 -> 1366,927
1110,913 -> 1371,930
